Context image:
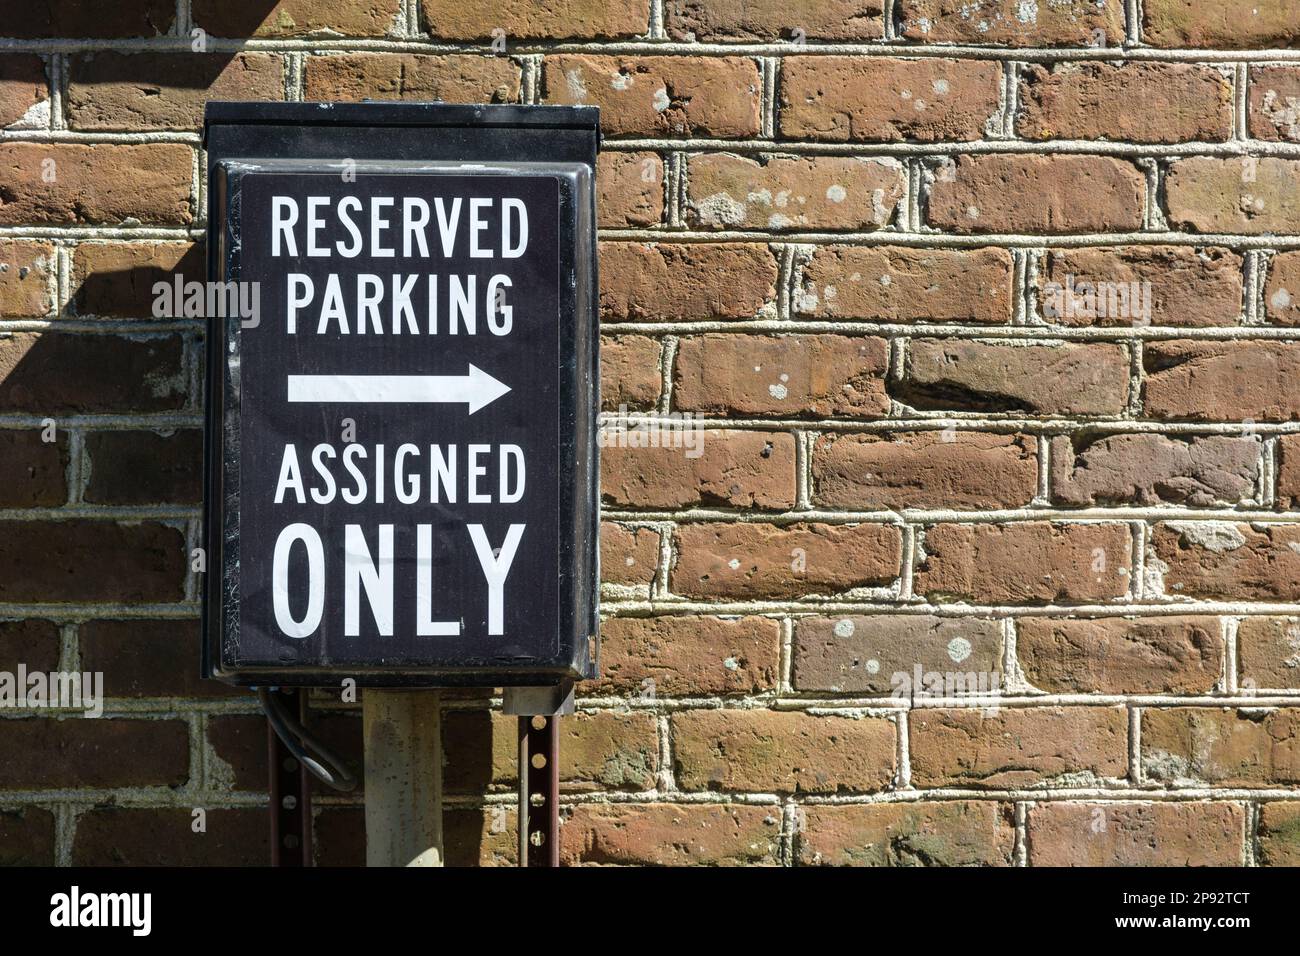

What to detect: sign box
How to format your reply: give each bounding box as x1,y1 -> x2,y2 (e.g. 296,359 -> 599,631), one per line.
201,103 -> 600,688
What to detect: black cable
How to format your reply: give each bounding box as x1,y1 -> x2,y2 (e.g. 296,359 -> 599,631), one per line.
258,688 -> 358,792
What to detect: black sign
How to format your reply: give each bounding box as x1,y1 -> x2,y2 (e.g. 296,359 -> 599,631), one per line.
202,104 -> 599,687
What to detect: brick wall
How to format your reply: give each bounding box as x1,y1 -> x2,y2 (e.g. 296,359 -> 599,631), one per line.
3,0 -> 1300,867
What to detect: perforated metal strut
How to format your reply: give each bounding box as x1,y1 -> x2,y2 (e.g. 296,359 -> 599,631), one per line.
518,715 -> 560,867
269,688 -> 312,866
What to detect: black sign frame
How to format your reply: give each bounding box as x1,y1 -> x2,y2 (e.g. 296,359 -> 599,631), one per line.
201,103 -> 600,688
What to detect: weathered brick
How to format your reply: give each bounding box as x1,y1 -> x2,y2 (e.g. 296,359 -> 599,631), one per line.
915,522 -> 1132,604
0,807 -> 55,866
0,429 -> 68,507
192,0 -> 401,37
672,521 -> 902,600
1142,707 -> 1300,786
1237,617 -> 1300,691
813,431 -> 1037,510
666,0 -> 883,41
600,334 -> 661,411
443,710 -> 658,792
70,241 -> 202,318
561,804 -> 781,865
898,0 -> 1125,45
0,620 -> 60,674
1166,157 -> 1300,234
1016,616 -> 1224,694
1144,340 -> 1300,422
796,246 -> 1014,323
685,153 -> 904,230
0,333 -> 188,413
1264,251 -> 1300,325
68,53 -> 284,131
423,0 -> 651,39
0,239 -> 55,317
73,808 -> 266,866
673,708 -> 896,793
1152,522 -> 1300,601
597,151 -> 664,228
1249,66 -> 1300,142
901,340 -> 1130,416
798,802 -> 1014,866
1028,802 -> 1246,866
0,143 -> 191,226
1259,802 -> 1300,865
83,430 -> 202,505
1039,246 -> 1245,327
7,2 -> 173,38
600,522 -> 659,588
1281,434 -> 1300,506
1018,62 -> 1232,143
442,807 -> 518,867
793,615 -> 1003,694
1050,433 -> 1260,507
600,242 -> 777,322
206,714 -> 271,791
928,155 -> 1145,233
780,56 -> 1002,143
0,520 -> 186,603
80,620 -> 244,698
0,718 -> 189,788
543,55 -> 761,137
603,429 -> 795,509
909,706 -> 1128,788
0,55 -> 49,129
588,615 -> 781,696
1145,0 -> 1300,49
674,334 -> 890,418
303,53 -> 520,104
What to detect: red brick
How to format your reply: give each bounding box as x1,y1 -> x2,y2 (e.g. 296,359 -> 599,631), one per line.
0,143 -> 192,226
1144,0 -> 1300,48
0,55 -> 49,128
0,520 -> 186,603
561,804 -> 781,865
780,56 -> 1002,143
602,429 -> 796,509
597,152 -> 664,228
928,154 -> 1145,233
898,0 -> 1125,45
0,718 -> 189,788
73,808 -> 266,866
1166,157 -> 1300,234
1018,62 -> 1232,143
1144,340 -> 1300,422
1259,802 -> 1300,865
686,153 -> 904,230
206,714 -> 269,791
83,430 -> 202,505
70,241 -> 203,319
674,334 -> 890,418
1016,616 -> 1224,694
68,53 -> 284,131
601,242 -> 777,322
812,431 -> 1038,510
0,620 -> 61,673
1028,802 -> 1246,866
1050,433 -> 1260,507
303,53 -> 520,104
600,522 -> 659,588
600,334 -> 661,411
543,55 -> 761,137
1249,66 -> 1300,142
673,521 -> 902,600
915,522 -> 1133,604
1039,246 -> 1244,327
0,807 -> 55,866
796,246 -> 1013,324
1142,707 -> 1300,786
587,615 -> 781,696
1237,617 -> 1300,691
910,706 -> 1128,788
79,620 -> 244,698
0,239 -> 55,317
192,0 -> 401,37
901,339 -> 1130,416
1264,251 -> 1300,325
793,615 -> 1003,694
666,0 -> 884,41
798,802 -> 1014,866
1151,522 -> 1300,601
0,333 -> 188,413
673,708 -> 896,793
0,429 -> 68,507
422,0 -> 651,39
1280,434 -> 1300,506
6,2 -> 174,38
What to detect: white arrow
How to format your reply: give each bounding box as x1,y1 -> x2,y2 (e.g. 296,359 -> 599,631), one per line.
287,364 -> 511,414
